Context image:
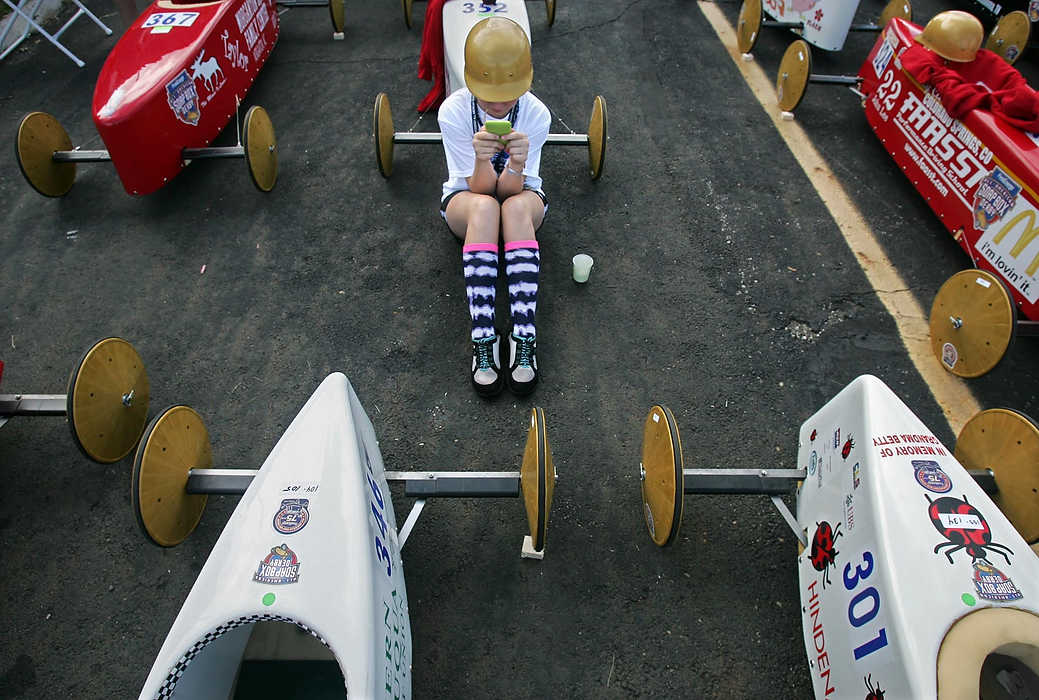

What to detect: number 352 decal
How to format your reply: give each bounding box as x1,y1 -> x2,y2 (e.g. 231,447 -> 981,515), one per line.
462,2 -> 508,14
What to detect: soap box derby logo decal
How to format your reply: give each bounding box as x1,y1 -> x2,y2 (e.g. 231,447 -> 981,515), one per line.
973,166 -> 1021,231
253,543 -> 301,584
273,498 -> 310,534
973,559 -> 1024,602
912,459 -> 952,493
165,70 -> 200,126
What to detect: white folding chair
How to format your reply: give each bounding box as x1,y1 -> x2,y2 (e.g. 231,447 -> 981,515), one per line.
0,0 -> 112,68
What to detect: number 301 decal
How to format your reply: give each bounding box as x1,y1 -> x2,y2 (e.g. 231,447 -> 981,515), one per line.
843,551 -> 890,661
462,2 -> 508,13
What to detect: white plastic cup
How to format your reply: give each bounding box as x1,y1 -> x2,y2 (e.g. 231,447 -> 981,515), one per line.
572,254 -> 594,283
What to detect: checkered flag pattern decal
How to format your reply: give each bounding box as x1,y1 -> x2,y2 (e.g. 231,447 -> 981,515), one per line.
153,614 -> 335,699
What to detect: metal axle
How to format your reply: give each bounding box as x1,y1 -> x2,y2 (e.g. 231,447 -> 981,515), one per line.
393,132 -> 589,146
684,468 -> 804,495
681,467 -> 996,495
763,20 -> 802,30
0,394 -> 66,416
386,470 -> 521,498
810,75 -> 863,86
185,468 -> 522,497
184,467 -> 526,548
52,146 -> 246,164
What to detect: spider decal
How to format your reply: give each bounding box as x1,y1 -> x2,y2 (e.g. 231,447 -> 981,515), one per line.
864,674 -> 885,700
926,494 -> 1014,566
809,520 -> 842,588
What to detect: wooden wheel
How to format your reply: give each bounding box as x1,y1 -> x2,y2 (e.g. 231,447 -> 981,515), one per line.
986,10 -> 1031,65
520,407 -> 553,552
374,92 -> 395,178
736,0 -> 762,55
66,337 -> 149,464
132,405 -> 211,547
956,408 -> 1039,544
929,270 -> 1015,378
588,95 -> 607,181
243,105 -> 278,192
640,406 -> 684,547
878,0 -> 912,27
16,112 -> 75,197
328,0 -> 344,34
777,40 -> 811,113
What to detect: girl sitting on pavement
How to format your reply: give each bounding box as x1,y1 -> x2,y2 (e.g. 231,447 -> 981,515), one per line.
438,17 -> 550,398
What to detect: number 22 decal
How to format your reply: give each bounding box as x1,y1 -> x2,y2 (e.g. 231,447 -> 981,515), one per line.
873,70 -> 902,115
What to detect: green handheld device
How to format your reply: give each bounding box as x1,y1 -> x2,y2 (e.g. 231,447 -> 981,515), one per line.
485,119 -> 512,136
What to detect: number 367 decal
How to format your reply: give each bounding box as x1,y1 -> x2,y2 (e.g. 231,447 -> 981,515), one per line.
142,12 -> 199,29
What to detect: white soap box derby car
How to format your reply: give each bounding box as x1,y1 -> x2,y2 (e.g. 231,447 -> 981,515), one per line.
640,375 -> 1039,699
132,372 -> 554,698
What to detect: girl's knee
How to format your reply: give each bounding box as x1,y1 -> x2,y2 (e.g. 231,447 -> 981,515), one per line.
501,195 -> 541,238
501,195 -> 535,223
469,194 -> 502,223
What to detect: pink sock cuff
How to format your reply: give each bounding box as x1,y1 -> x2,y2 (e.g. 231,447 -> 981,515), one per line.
463,242 -> 499,254
504,240 -> 539,251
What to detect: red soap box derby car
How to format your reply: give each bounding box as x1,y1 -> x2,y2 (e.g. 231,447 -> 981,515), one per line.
14,0 -> 339,196
857,18 -> 1039,374
859,18 -> 1039,304
94,0 -> 279,195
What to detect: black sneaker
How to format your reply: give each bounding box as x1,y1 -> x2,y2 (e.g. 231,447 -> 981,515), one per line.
471,334 -> 505,397
507,333 -> 538,396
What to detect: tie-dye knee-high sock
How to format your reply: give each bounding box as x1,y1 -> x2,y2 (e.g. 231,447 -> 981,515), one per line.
505,240 -> 539,338
463,243 -> 499,341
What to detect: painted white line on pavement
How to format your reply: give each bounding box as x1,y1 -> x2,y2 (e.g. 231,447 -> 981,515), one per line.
697,0 -> 981,434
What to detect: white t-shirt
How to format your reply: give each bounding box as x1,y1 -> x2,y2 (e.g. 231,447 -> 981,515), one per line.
438,87 -> 551,202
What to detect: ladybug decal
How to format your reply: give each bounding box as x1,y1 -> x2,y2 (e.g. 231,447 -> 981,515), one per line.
810,429 -> 817,442
809,520 -> 842,588
926,494 -> 1014,565
841,435 -> 855,460
864,674 -> 885,700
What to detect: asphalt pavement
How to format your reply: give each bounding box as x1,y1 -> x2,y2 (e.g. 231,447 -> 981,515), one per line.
1,0 -> 1037,697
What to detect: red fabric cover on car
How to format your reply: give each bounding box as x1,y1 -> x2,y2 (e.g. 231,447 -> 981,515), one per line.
901,44 -> 1039,131
417,0 -> 447,112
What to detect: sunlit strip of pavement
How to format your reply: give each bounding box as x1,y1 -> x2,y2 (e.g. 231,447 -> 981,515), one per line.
697,0 -> 981,434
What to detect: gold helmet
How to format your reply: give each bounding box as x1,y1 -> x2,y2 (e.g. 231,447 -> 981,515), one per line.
464,17 -> 533,102
914,10 -> 984,62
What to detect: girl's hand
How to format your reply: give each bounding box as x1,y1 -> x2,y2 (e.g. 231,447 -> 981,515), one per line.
502,131 -> 529,170
473,129 -> 505,162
